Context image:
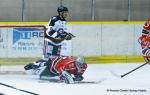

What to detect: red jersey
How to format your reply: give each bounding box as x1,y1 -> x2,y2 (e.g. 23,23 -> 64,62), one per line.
140,34 -> 150,49
143,18 -> 150,31
49,56 -> 87,79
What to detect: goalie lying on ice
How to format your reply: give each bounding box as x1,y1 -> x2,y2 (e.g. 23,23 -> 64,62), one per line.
24,56 -> 87,84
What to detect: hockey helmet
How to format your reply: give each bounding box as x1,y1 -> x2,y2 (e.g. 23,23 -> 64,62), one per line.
57,6 -> 68,13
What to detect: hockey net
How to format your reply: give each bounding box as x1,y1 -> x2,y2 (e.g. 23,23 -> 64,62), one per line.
0,25 -> 46,74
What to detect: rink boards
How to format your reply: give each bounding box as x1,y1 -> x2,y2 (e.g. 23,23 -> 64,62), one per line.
0,55 -> 145,65
0,21 -> 145,64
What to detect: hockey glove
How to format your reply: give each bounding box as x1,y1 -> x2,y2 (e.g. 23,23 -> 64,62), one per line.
62,71 -> 74,84
65,34 -> 72,40
66,33 -> 76,40
73,75 -> 84,81
59,32 -> 67,39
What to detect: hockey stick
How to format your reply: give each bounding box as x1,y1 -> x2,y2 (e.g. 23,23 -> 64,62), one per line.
121,62 -> 148,78
111,62 -> 148,78
0,82 -> 39,95
38,77 -> 105,84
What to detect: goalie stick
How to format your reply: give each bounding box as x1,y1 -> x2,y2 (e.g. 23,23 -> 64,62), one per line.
111,62 -> 148,78
38,78 -> 106,84
0,82 -> 39,95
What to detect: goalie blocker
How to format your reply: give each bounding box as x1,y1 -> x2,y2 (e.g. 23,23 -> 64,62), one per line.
24,56 -> 87,84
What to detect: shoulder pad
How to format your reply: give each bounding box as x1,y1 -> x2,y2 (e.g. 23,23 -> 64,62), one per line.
51,16 -> 57,20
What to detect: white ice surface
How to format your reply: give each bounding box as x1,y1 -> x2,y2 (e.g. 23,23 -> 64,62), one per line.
0,63 -> 150,95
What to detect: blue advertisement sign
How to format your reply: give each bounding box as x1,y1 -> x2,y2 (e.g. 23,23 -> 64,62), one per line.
12,28 -> 44,55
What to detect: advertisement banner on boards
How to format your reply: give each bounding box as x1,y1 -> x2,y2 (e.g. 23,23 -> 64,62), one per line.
0,27 -> 72,58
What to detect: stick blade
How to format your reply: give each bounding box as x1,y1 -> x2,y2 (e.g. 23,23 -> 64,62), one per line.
39,78 -> 105,84
110,71 -> 121,78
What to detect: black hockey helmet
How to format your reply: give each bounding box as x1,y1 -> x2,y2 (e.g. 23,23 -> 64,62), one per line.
57,6 -> 68,13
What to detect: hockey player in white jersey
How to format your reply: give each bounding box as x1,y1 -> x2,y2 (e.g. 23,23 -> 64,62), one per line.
44,6 -> 75,59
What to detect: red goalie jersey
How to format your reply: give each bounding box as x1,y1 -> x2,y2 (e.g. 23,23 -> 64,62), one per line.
24,56 -> 87,84
48,56 -> 87,81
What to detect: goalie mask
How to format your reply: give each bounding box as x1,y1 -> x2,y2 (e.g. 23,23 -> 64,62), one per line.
75,57 -> 85,72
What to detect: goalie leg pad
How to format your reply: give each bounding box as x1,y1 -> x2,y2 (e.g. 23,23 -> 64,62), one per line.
62,71 -> 74,84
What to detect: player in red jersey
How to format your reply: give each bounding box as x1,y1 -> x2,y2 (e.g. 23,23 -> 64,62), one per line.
139,18 -> 150,63
24,56 -> 87,84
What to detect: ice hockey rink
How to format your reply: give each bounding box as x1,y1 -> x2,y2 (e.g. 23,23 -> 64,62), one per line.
0,63 -> 150,95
